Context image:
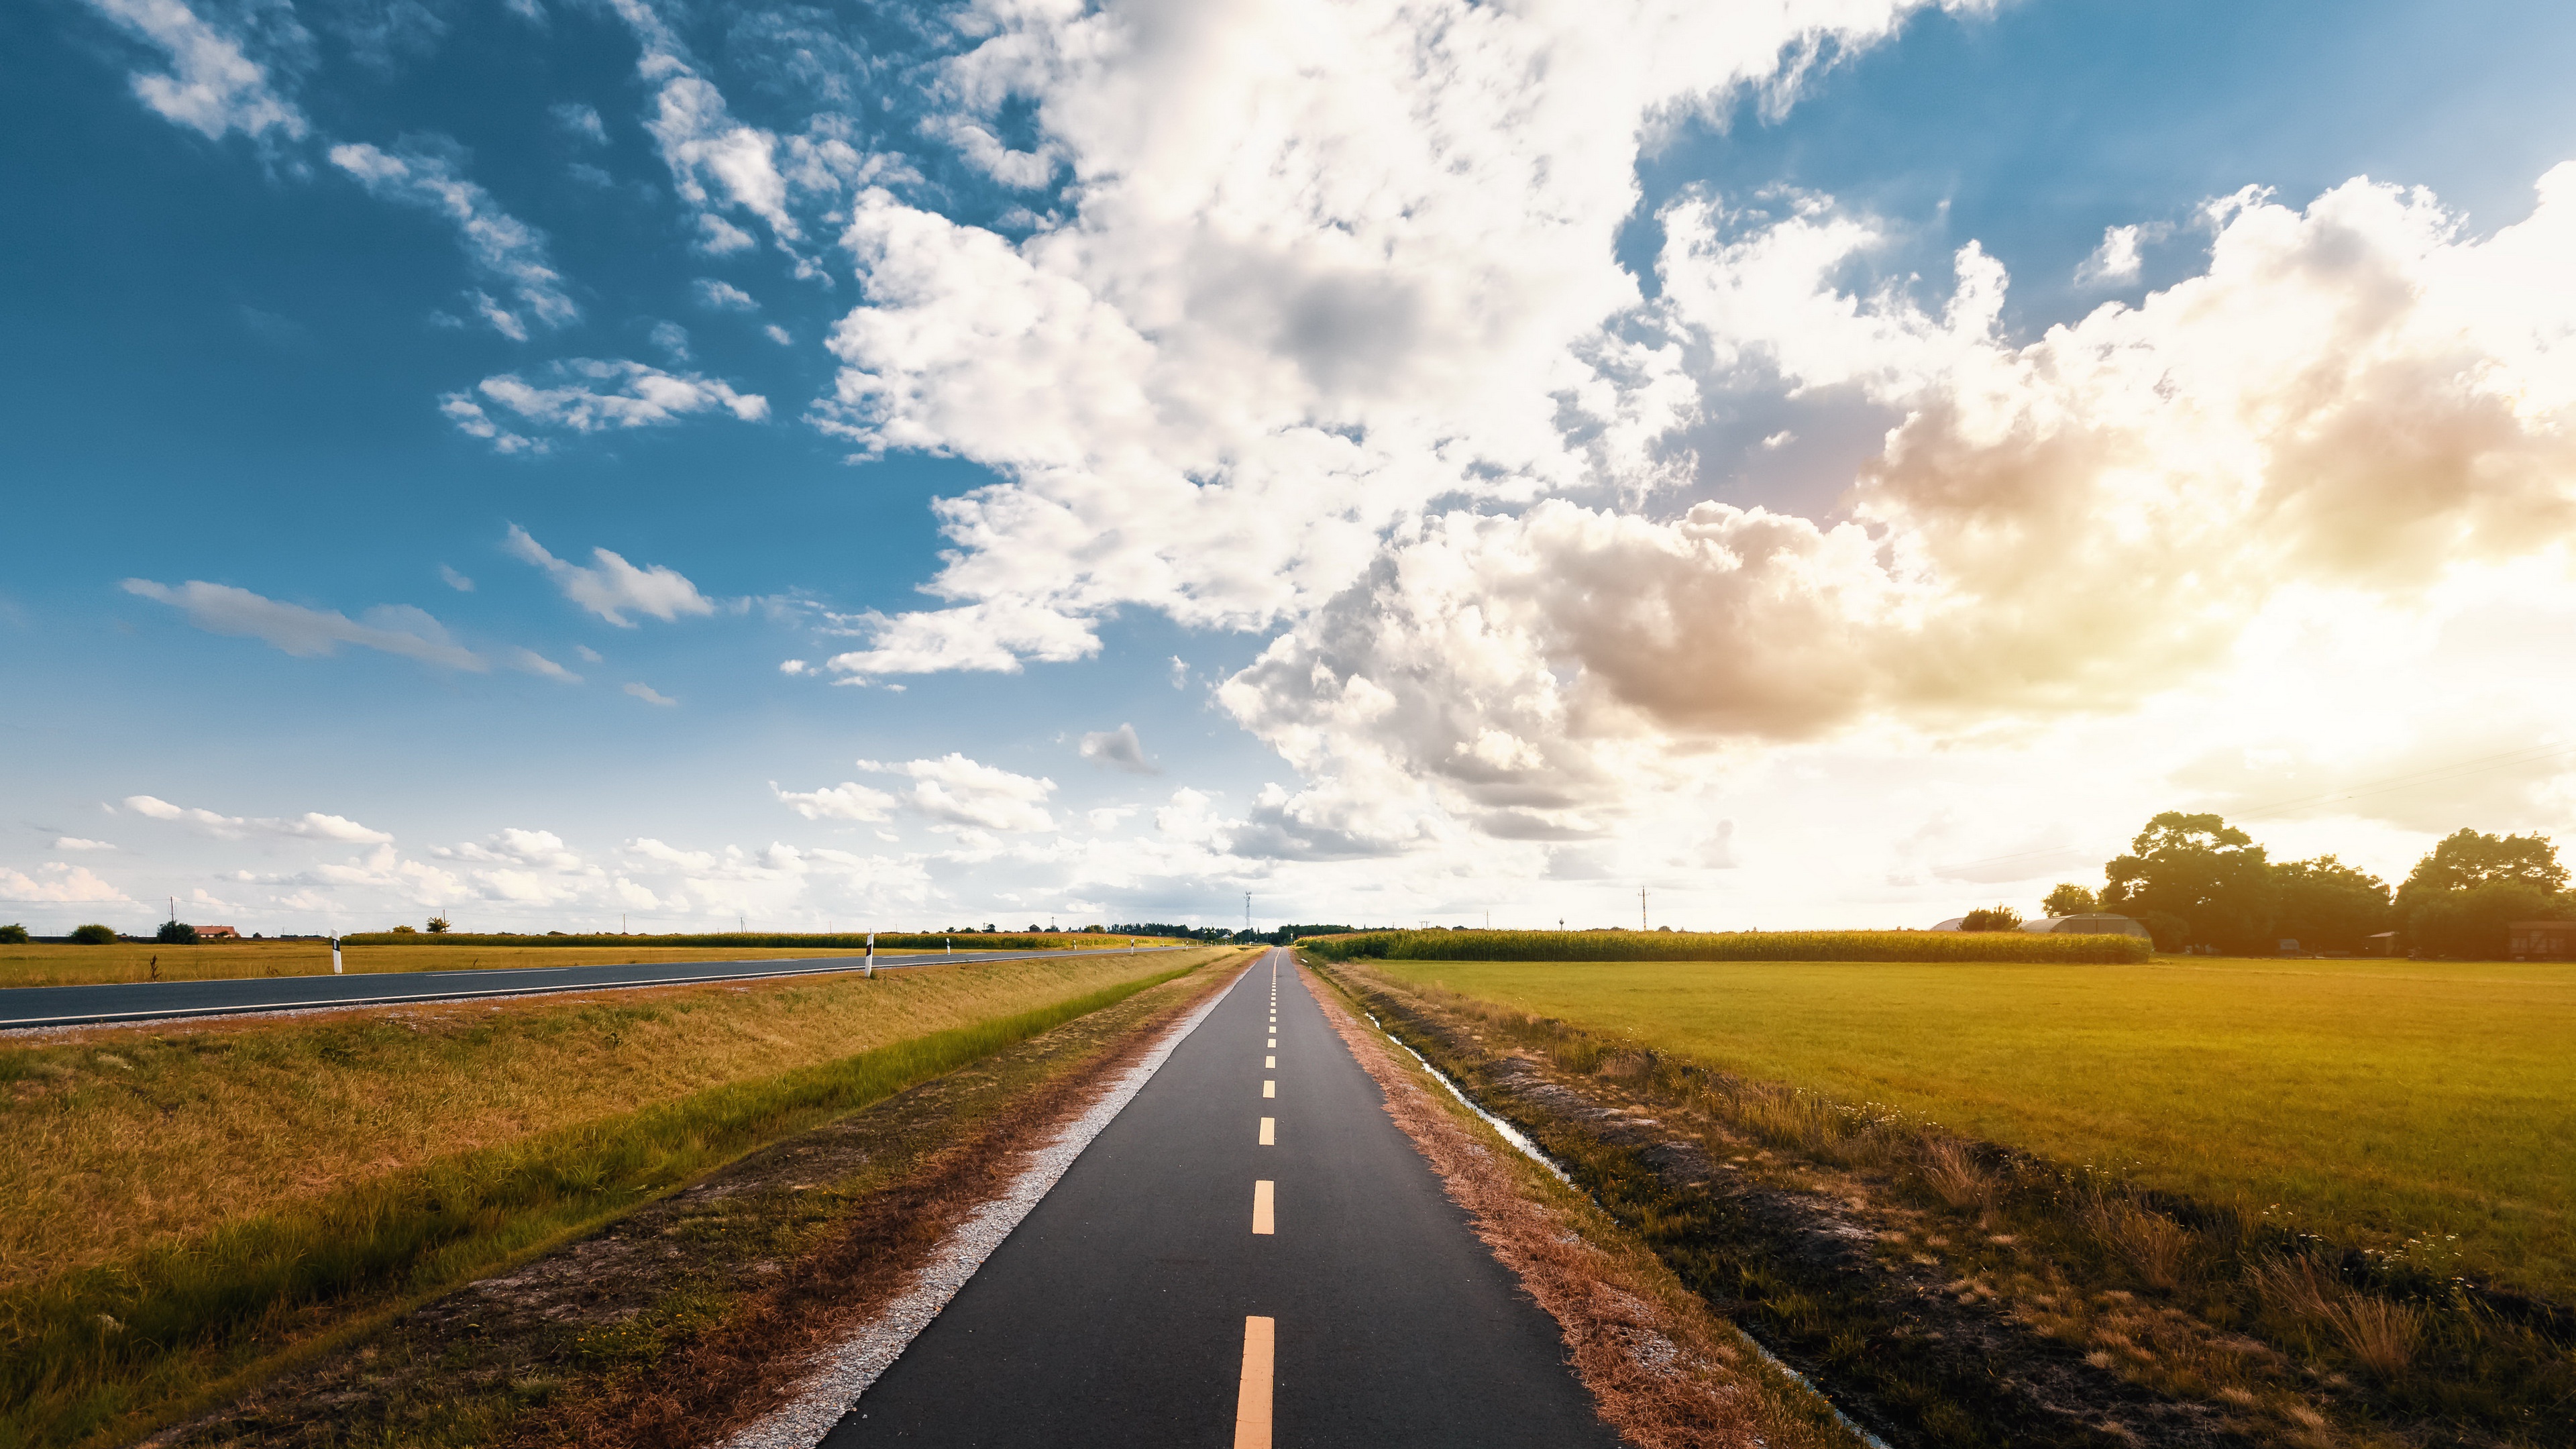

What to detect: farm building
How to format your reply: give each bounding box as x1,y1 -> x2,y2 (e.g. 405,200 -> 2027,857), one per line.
2019,913 -> 2152,938
2508,920 -> 2576,959
196,924 -> 241,939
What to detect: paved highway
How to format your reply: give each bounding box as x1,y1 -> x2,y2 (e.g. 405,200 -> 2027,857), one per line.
825,947 -> 1616,1448
0,947 -> 1187,1030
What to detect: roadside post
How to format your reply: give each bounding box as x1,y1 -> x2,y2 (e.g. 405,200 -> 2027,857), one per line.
865,931 -> 875,979
329,936 -> 343,975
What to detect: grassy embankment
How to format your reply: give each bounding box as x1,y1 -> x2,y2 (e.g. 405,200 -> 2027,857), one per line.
1365,954 -> 2575,1301
1,947 -> 1232,1448
0,932 -> 1171,989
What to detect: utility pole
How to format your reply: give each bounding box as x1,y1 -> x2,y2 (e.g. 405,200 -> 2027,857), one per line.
1640,888 -> 1648,932
1244,890 -> 1251,934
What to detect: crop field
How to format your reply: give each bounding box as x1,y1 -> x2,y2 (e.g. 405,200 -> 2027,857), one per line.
1,945 -> 1234,1446
0,940 -> 936,989
1364,955 -> 2576,1301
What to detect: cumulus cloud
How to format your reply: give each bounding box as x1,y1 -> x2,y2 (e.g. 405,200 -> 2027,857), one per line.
329,142 -> 579,339
123,794 -> 394,843
551,101 -> 607,145
79,0 -> 309,145
504,525 -> 715,626
1079,722 -> 1155,773
444,358 -> 767,449
693,278 -> 759,312
772,780 -> 898,822
53,837 -> 117,851
2074,221 -> 2148,286
508,647 -> 581,682
847,754 -> 1058,832
0,863 -> 129,903
623,682 -> 679,706
122,579 -> 486,670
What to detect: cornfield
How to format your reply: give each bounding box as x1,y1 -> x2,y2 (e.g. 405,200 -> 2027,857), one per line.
1295,928 -> 2149,965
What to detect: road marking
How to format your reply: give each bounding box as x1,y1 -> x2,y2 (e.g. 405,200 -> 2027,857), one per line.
1252,1179 -> 1275,1234
1234,1315 -> 1275,1449
1263,1079 -> 1275,1097
1267,1038 -> 1275,1047
1259,1116 -> 1275,1145
1265,1054 -> 1275,1067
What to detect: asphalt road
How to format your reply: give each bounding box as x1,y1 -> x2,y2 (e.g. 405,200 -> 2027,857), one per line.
0,947 -> 1187,1029
824,947 -> 1617,1449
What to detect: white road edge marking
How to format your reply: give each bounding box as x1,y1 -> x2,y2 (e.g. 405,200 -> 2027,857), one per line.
717,962 -> 1252,1449
1234,1315 -> 1275,1449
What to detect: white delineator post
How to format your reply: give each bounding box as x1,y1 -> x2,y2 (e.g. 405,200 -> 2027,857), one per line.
865,931 -> 875,979
330,936 -> 343,975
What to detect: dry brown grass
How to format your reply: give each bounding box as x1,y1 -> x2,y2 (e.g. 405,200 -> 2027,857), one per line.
1918,1138 -> 1998,1211
2082,1198 -> 2195,1291
0,950 -> 1218,1292
2251,1256 -> 2423,1377
1305,967 -> 1864,1449
0,941 -> 949,989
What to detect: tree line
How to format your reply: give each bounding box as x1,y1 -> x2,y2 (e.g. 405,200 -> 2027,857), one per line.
2026,812 -> 2569,957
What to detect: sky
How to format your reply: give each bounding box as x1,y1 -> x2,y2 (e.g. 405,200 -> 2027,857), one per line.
6,0 -> 2576,935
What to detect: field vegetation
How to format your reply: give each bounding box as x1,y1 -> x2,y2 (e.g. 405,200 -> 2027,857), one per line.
1301,928 -> 2148,964
0,947 -> 1232,1446
1362,954 -> 2576,1301
0,940 -> 937,989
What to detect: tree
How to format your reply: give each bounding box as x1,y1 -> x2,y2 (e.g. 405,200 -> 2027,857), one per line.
69,924 -> 117,945
425,916 -> 453,934
1959,905 -> 2023,931
2042,883 -> 2097,917
2410,880 -> 2559,959
2134,910 -> 2191,952
0,924 -> 27,944
2100,812 -> 2277,954
2269,856 -> 2391,954
2397,828 -> 2568,898
156,920 -> 198,945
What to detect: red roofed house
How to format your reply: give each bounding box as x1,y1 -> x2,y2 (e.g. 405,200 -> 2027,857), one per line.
197,924 -> 241,940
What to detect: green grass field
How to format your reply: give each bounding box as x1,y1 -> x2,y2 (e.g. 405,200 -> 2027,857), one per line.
1365,955 -> 2576,1301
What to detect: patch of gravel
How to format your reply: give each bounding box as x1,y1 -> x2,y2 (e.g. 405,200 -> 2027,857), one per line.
716,964 -> 1248,1449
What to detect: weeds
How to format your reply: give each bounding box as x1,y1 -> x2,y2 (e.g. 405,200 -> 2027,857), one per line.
2250,1256 -> 2422,1377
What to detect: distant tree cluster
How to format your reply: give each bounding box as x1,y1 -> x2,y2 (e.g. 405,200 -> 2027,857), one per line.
2076,812 -> 2570,957
1957,906 -> 2024,932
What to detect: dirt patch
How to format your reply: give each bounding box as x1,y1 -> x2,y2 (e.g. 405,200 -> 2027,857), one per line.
1302,965 -> 1865,1449
144,959 -> 1244,1448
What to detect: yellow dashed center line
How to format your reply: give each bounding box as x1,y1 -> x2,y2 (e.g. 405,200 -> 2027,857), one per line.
1234,1316 -> 1275,1448
1252,1179 -> 1275,1234
1264,1055 -> 1275,1068
1258,1116 -> 1275,1145
1263,1079 -> 1275,1098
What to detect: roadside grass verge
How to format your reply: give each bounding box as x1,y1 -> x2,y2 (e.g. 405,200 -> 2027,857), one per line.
1366,955 -> 2576,1301
1,952 -> 1218,1449
1326,961 -> 2576,1446
1301,928 -> 2147,964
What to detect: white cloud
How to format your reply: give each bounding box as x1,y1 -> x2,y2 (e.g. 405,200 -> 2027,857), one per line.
508,647 -> 581,682
80,0 -> 308,145
853,754 -> 1058,832
2075,222 -> 2146,286
0,863 -> 129,904
504,525 -> 715,626
123,794 -> 395,843
446,358 -> 768,448
694,278 -> 759,312
649,319 -> 692,361
624,682 -> 679,706
329,143 -> 579,337
53,837 -> 116,851
772,780 -> 898,822
439,564 -> 475,592
626,837 -> 716,869
122,579 -> 486,670
551,101 -> 607,145
576,645 -> 604,663
763,323 -> 794,346
1079,722 -> 1156,773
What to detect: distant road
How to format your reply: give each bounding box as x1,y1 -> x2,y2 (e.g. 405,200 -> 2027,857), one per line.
0,947 -> 1189,1030
824,947 -> 1615,1448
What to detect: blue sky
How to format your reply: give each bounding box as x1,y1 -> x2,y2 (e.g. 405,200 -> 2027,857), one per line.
7,0 -> 2576,933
